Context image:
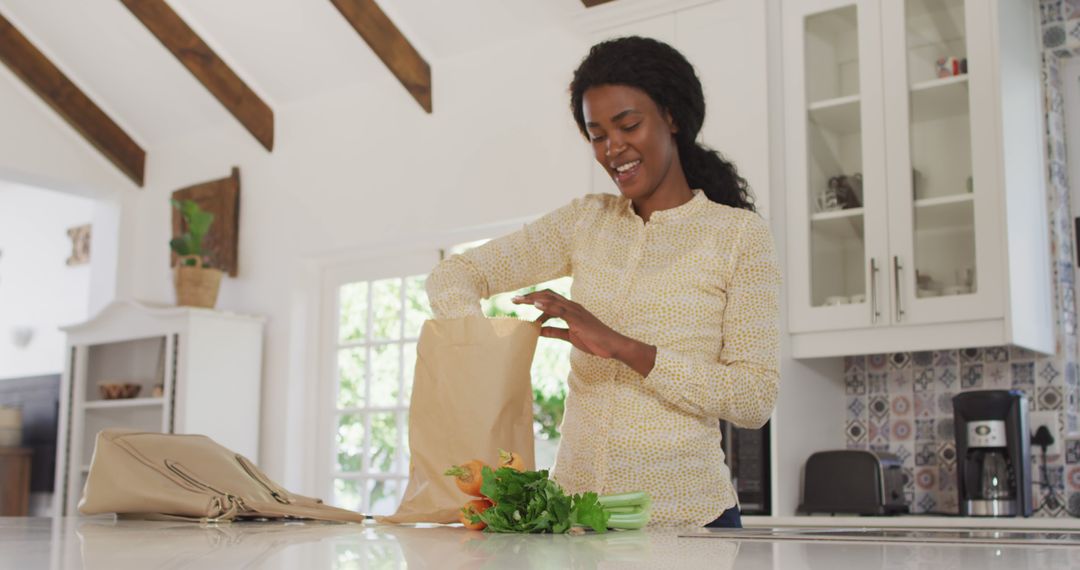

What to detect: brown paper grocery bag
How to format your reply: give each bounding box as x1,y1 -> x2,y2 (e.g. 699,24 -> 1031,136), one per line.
380,316 -> 540,524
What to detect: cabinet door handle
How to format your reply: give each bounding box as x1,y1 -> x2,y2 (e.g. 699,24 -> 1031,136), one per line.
893,255 -> 905,322
870,257 -> 881,324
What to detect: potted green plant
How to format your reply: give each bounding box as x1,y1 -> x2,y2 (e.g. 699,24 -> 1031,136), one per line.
170,199 -> 222,308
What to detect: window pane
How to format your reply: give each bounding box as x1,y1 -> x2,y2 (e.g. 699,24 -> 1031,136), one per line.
338,282 -> 368,343
370,344 -> 402,408
447,239 -> 489,256
372,278 -> 402,340
484,276 -> 573,321
533,337 -> 572,397
483,292 -> 530,319
403,342 -> 417,404
540,276 -> 573,298
337,348 -> 366,409
367,478 -> 403,516
404,275 -> 431,338
336,413 -> 365,472
369,412 -> 398,473
333,478 -> 363,511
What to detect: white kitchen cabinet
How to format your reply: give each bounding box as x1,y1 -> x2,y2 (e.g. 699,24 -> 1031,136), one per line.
586,0 -> 772,220
783,0 -> 1051,357
53,300 -> 265,516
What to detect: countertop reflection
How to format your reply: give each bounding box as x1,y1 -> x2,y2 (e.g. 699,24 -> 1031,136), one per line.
1,517 -> 1075,570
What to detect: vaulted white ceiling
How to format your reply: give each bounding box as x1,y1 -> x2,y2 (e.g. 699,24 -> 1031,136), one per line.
0,0 -> 589,149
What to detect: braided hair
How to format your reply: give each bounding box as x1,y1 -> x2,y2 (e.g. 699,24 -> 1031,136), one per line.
569,36 -> 755,211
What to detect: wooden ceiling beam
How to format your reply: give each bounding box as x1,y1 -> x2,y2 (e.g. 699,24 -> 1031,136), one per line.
120,0 -> 274,151
0,11 -> 146,186
329,0 -> 432,113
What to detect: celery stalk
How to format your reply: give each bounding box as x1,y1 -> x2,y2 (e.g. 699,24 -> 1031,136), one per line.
607,511 -> 650,530
597,491 -> 651,510
597,491 -> 651,529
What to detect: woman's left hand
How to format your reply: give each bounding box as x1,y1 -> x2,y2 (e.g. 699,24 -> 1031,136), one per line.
512,290 -> 627,359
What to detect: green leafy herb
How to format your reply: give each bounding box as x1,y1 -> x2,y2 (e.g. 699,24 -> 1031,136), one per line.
476,466 -> 650,534
569,491 -> 607,533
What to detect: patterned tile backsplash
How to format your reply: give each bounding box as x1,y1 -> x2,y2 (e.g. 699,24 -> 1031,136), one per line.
843,349 -> 1078,517
1043,0 -> 1080,56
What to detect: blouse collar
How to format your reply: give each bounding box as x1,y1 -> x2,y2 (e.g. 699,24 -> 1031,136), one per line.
622,188 -> 707,223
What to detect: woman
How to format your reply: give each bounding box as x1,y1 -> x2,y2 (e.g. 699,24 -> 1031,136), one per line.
426,36 -> 780,527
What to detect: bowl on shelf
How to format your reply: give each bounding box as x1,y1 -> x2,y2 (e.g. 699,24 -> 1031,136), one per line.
98,382 -> 142,400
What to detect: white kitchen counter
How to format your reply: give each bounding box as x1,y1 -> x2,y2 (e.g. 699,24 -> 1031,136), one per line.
3,517 -> 1079,569
745,515 -> 1080,530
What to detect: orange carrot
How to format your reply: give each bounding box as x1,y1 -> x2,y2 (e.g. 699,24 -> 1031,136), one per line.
498,449 -> 524,472
444,459 -> 487,496
460,498 -> 493,530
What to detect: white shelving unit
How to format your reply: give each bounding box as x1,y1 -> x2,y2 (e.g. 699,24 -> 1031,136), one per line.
81,398 -> 164,410
53,300 -> 265,516
808,94 -> 861,134
783,0 -> 1051,357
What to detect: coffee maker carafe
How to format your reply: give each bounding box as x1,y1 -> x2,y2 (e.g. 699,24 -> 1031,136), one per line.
953,390 -> 1032,517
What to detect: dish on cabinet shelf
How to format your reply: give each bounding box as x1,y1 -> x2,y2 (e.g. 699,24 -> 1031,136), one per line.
97,382 -> 142,400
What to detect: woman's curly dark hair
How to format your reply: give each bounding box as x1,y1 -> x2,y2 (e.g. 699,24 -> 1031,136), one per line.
570,36 -> 755,212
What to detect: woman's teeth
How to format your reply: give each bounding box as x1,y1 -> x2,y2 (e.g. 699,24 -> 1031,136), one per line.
615,160 -> 640,173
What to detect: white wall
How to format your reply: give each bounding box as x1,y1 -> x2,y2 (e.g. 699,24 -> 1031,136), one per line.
0,184 -> 94,380
0,51 -> 134,317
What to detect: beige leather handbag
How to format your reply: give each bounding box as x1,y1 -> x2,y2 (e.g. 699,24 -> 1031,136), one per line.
79,429 -> 365,523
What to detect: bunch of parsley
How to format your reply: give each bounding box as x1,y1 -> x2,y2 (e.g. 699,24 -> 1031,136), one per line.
474,466 -> 610,533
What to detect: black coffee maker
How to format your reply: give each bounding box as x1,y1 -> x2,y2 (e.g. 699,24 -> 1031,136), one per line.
952,390 -> 1032,517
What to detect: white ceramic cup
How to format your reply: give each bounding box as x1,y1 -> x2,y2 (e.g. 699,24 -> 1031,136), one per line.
824,295 -> 849,306
850,293 -> 867,304
943,285 -> 969,296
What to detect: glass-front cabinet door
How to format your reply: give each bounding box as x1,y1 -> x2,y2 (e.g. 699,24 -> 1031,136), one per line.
786,0 -> 890,333
880,0 -> 1003,325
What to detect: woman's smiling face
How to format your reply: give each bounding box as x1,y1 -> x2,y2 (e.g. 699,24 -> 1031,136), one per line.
582,84 -> 679,201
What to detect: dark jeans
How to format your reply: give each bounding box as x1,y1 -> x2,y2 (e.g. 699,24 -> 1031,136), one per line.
704,507 -> 743,528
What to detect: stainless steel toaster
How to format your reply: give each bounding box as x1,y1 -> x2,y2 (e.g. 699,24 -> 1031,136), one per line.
798,450 -> 909,515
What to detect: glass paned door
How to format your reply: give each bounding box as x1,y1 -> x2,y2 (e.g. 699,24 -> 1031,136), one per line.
788,0 -> 889,333
882,0 -> 1001,324
905,0 -> 976,300
805,6 -> 867,310
326,254 -> 435,515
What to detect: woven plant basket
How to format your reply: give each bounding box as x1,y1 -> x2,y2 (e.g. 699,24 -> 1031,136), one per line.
174,255 -> 223,308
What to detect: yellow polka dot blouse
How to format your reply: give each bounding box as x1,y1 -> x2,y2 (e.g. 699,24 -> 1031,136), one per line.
426,190 -> 781,526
